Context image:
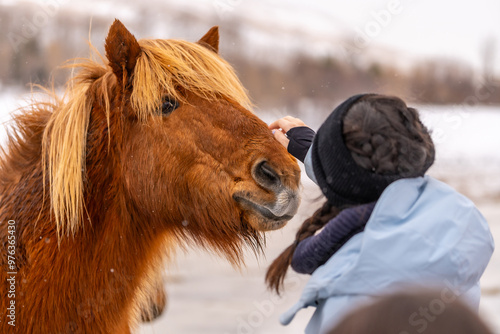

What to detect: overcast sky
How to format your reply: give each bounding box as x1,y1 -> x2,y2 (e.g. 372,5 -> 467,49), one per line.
167,0 -> 500,74
2,0 -> 499,74
302,0 -> 500,73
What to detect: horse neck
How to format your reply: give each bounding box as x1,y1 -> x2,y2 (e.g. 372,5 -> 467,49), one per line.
73,163 -> 175,330
18,197 -> 166,332
36,157 -> 166,332
26,107 -> 167,330
82,102 -> 167,275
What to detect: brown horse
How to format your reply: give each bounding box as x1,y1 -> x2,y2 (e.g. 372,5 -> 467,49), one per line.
0,20 -> 300,333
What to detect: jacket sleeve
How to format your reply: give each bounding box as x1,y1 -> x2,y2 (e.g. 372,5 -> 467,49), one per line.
286,126 -> 316,163
291,202 -> 376,274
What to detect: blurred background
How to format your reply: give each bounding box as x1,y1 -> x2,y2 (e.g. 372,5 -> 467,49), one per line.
0,0 -> 499,333
1,0 -> 499,113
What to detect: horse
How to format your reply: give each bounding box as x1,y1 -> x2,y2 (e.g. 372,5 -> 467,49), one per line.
0,19 -> 301,333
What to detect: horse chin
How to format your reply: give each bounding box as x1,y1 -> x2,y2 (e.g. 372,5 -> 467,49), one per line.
235,196 -> 294,231
247,215 -> 289,232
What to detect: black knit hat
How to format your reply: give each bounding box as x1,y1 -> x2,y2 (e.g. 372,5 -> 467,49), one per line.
311,94 -> 402,207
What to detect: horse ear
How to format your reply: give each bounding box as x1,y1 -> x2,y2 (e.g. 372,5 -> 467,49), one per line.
198,26 -> 219,54
105,19 -> 141,83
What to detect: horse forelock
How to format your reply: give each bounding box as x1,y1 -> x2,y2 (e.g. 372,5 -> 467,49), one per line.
131,38 -> 253,121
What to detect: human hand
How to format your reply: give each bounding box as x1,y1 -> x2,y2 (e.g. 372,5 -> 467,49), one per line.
268,116 -> 308,148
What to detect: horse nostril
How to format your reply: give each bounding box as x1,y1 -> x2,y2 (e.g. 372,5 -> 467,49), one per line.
253,161 -> 280,188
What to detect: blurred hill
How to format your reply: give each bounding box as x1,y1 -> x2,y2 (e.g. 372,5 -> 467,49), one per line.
1,0 -> 499,118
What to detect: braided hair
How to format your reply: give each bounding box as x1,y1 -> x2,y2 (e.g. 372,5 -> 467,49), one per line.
344,95 -> 435,176
265,202 -> 340,295
265,95 -> 435,295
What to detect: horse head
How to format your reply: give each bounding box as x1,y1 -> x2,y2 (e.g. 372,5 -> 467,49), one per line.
93,20 -> 301,260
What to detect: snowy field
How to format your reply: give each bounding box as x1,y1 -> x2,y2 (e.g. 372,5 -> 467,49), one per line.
0,90 -> 499,333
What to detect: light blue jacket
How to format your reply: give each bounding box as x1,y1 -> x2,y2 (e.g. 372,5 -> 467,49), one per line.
280,175 -> 495,334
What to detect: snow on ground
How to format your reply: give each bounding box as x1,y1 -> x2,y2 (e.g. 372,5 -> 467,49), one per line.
0,91 -> 499,332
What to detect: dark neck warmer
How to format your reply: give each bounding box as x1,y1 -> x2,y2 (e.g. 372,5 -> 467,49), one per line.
291,201 -> 376,275
311,94 -> 401,207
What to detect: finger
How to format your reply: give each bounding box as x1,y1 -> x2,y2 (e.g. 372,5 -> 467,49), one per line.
272,129 -> 290,148
268,118 -> 288,130
268,118 -> 297,132
269,116 -> 300,130
269,117 -> 307,132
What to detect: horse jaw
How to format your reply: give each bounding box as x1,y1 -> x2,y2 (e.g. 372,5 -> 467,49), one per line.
234,193 -> 300,231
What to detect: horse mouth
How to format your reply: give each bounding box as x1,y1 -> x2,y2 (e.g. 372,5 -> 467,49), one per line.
233,194 -> 297,231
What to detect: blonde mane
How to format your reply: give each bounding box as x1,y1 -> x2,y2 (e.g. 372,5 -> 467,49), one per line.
133,39 -> 252,120
42,38 -> 252,240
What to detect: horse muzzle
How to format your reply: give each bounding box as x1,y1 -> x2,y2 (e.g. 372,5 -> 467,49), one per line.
233,160 -> 300,231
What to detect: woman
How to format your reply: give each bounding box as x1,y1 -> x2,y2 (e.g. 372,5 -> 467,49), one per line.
266,94 -> 494,333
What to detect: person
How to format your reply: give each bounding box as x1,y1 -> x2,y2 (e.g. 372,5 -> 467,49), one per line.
265,94 -> 495,333
327,289 -> 495,334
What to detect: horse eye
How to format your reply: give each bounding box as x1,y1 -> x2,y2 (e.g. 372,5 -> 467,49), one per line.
160,97 -> 179,115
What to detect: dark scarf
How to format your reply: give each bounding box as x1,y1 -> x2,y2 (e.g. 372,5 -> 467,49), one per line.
291,201 -> 376,274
